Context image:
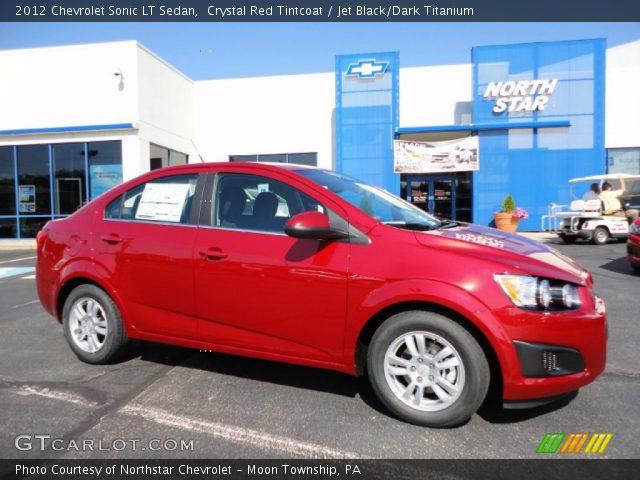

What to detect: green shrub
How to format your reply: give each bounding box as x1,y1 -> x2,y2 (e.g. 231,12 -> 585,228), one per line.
502,195 -> 516,213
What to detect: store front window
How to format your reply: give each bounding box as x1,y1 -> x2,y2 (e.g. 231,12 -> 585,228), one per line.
229,152 -> 317,166
150,144 -> 188,170
608,148 -> 640,175
0,140 -> 122,238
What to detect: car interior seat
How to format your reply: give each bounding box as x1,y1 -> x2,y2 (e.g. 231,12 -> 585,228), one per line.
219,186 -> 247,228
252,192 -> 282,231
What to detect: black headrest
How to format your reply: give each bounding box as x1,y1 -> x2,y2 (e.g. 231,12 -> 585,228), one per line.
253,192 -> 278,218
220,186 -> 246,220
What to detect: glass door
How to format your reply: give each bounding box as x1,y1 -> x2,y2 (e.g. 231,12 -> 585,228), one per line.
402,174 -> 457,220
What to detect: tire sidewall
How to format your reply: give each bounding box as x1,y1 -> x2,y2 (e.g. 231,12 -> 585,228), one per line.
592,227 -> 609,245
62,284 -> 124,364
367,311 -> 489,428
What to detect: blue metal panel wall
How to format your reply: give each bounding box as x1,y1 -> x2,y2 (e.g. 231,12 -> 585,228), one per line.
472,39 -> 606,230
335,52 -> 399,193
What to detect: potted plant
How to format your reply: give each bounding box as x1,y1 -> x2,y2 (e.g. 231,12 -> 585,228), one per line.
494,195 -> 528,232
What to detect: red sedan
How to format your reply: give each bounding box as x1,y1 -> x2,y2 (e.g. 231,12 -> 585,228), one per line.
36,163 -> 607,427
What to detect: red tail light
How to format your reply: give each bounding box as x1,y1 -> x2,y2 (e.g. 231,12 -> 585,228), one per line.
36,223 -> 50,251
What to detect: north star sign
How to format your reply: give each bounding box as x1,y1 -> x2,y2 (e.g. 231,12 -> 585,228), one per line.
346,59 -> 389,78
483,79 -> 559,113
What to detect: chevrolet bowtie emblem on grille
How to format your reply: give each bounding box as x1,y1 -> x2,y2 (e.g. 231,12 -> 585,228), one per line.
345,59 -> 389,78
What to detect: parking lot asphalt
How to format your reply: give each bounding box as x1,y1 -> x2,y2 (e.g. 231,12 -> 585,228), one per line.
0,239 -> 638,460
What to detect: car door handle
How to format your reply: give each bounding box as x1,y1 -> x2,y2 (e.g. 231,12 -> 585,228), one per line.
199,247 -> 228,260
100,234 -> 122,244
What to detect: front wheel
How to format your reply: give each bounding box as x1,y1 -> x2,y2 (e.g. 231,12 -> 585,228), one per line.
367,311 -> 490,427
62,284 -> 129,364
591,227 -> 609,245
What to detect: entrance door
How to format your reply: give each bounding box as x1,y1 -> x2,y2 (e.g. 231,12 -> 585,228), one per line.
55,178 -> 83,214
404,175 -> 456,220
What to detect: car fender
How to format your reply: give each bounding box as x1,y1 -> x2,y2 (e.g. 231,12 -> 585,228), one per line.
55,259 -> 131,333
345,278 -> 513,377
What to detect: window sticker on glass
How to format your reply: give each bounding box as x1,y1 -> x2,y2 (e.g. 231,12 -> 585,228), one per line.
257,183 -> 269,193
135,183 -> 190,223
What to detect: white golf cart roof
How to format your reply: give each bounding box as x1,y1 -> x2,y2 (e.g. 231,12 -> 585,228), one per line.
569,173 -> 640,183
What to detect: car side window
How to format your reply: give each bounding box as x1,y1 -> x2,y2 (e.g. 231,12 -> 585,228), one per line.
213,173 -> 325,233
105,174 -> 199,225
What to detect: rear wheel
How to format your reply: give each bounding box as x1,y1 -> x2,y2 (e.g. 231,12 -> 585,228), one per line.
592,227 -> 609,245
62,284 -> 128,364
367,311 -> 490,427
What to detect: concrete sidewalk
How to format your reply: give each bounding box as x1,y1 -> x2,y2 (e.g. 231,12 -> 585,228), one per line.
517,231 -> 557,243
0,239 -> 36,251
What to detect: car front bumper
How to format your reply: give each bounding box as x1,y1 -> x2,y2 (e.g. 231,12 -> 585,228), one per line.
494,295 -> 607,401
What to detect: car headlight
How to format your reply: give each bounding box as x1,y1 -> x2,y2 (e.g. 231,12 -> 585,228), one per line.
494,274 -> 581,310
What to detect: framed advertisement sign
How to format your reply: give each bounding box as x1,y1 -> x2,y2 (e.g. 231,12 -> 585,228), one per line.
394,137 -> 479,174
18,185 -> 36,213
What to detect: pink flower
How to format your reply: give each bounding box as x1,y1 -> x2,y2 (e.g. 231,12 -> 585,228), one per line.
512,208 -> 529,220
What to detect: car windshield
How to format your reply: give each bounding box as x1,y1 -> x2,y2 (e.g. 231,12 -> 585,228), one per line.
296,169 -> 442,230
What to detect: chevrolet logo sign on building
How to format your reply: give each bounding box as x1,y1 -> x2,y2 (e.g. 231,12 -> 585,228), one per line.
346,59 -> 389,78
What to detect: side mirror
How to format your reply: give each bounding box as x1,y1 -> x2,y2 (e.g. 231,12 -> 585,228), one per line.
284,211 -> 350,241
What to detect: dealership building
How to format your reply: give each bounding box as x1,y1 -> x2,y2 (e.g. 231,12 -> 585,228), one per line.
1,37 -> 639,238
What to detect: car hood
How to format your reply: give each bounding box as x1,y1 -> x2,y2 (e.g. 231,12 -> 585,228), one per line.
414,222 -> 591,286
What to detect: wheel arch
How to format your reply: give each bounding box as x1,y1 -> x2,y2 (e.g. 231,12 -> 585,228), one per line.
56,276 -> 108,322
353,301 -> 503,402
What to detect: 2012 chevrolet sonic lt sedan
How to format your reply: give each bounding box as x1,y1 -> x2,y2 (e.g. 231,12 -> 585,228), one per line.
36,163 -> 607,427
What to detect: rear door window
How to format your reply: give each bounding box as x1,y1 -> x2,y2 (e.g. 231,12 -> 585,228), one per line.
105,174 -> 199,225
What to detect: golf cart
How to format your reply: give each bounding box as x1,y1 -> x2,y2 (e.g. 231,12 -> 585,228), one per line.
541,174 -> 640,245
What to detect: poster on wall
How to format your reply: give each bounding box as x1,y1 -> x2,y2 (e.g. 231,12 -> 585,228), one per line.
393,136 -> 479,174
18,185 -> 36,213
135,182 -> 191,223
90,164 -> 123,199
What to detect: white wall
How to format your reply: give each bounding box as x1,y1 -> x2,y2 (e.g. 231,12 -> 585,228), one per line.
0,41 -> 139,131
606,39 -> 640,149
136,44 -> 198,167
195,73 -> 335,168
400,64 -> 472,127
0,41 -> 200,181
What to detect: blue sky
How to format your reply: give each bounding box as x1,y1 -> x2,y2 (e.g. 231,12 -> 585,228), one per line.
0,22 -> 639,79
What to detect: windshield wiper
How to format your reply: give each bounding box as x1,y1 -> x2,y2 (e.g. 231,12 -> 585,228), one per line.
383,221 -> 435,231
435,220 -> 459,229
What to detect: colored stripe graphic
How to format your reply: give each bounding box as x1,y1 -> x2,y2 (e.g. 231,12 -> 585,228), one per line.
539,433 -> 613,454
537,433 -> 565,453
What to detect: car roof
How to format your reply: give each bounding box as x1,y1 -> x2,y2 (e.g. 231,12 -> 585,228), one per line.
154,161 -> 319,174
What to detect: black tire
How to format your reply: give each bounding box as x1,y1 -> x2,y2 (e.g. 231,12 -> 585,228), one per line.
559,233 -> 577,244
631,263 -> 640,274
62,284 -> 129,364
591,227 -> 609,245
367,311 -> 490,428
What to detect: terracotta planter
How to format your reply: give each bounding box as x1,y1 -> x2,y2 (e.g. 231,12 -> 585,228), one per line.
494,212 -> 519,233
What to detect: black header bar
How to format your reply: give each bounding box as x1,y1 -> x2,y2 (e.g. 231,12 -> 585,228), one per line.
2,0 -> 640,22
2,459 -> 639,480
